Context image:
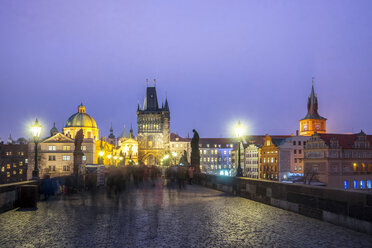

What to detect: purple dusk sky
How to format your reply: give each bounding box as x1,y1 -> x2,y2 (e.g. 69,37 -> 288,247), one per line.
1,0 -> 372,140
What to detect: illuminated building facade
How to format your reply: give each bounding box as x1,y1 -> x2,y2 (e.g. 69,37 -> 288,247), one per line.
0,141 -> 28,184
299,81 -> 327,136
278,135 -> 310,181
170,133 -> 191,164
63,103 -> 99,141
29,127 -> 96,179
199,138 -> 234,175
304,131 -> 372,190
137,83 -> 170,165
259,134 -> 287,181
244,143 -> 261,179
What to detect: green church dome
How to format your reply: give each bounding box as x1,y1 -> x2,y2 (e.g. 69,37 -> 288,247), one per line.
65,103 -> 97,128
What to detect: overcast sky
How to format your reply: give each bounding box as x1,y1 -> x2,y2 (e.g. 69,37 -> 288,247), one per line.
1,0 -> 372,140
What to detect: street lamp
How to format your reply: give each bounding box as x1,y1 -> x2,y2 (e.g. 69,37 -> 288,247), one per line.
113,156 -> 118,166
98,151 -> 104,164
31,119 -> 42,179
107,154 -> 112,166
235,121 -> 243,177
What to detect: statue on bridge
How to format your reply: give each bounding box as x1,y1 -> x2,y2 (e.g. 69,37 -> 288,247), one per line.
190,129 -> 200,173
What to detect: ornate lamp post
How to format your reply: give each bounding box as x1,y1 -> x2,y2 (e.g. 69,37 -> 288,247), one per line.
31,119 -> 42,179
235,121 -> 243,177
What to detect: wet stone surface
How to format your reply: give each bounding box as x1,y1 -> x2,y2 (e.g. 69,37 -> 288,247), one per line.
1,181 -> 372,248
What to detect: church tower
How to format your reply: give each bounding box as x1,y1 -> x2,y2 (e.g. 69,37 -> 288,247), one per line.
299,79 -> 327,136
137,80 -> 170,165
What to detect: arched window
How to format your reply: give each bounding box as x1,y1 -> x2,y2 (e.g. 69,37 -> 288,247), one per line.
361,163 -> 366,172
353,163 -> 357,172
344,180 -> 349,189
354,180 -> 358,189
367,180 -> 372,189
360,180 -> 365,189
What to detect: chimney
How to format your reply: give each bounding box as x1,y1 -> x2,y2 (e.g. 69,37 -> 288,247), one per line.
296,130 -> 299,136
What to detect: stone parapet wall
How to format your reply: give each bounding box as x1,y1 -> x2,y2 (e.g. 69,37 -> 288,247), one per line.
196,174 -> 372,235
0,181 -> 38,213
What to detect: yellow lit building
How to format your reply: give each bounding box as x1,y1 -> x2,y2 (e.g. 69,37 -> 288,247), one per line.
299,82 -> 327,136
63,103 -> 99,140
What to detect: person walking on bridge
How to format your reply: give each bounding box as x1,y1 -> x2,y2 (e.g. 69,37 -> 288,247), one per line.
188,166 -> 194,185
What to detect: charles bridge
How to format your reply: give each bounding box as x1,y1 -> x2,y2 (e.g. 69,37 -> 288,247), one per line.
1,175 -> 372,247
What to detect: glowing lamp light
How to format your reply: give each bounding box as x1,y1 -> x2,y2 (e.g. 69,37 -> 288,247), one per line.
172,152 -> 177,157
31,119 -> 42,138
119,157 -> 123,160
235,121 -> 243,138
107,154 -> 112,159
114,156 -> 118,160
219,171 -> 224,176
163,154 -> 170,160
98,151 -> 104,157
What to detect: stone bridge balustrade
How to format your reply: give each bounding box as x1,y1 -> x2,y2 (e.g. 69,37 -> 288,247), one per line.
196,174 -> 372,235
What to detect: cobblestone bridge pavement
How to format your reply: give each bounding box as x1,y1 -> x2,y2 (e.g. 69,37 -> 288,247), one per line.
1,182 -> 372,248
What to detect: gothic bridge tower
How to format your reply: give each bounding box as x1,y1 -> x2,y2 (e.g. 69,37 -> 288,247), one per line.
137,80 -> 170,165
299,79 -> 327,136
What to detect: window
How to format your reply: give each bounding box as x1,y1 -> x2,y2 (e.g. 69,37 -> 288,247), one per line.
315,124 -> 320,130
1,167 -> 4,172
299,166 -> 302,171
19,161 -> 23,166
25,159 -> 28,163
19,169 -> 23,174
224,151 -> 227,155
13,170 -> 16,175
294,158 -> 297,163
293,141 -> 296,146
354,180 -> 358,189
48,146 -> 56,151
367,180 -> 372,189
7,172 -> 10,177
298,141 -> 301,146
271,158 -> 274,163
83,156 -> 86,161
361,163 -> 366,172
360,180 -> 365,189
294,150 -> 297,154
6,152 -> 12,156
7,164 -> 10,169
81,145 -> 87,151
267,140 -> 271,146
353,163 -> 357,172
304,125 -> 308,131
13,163 -> 17,168
49,155 -> 56,161
303,142 -> 306,146
344,180 -> 349,189
299,150 -> 302,154
294,166 -> 297,171
63,146 -> 70,151
206,144 -> 210,148
63,155 -> 71,161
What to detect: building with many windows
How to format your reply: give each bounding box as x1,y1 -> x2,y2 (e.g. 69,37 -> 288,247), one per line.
29,129 -> 96,178
278,135 -> 310,181
199,138 -> 234,175
259,134 -> 289,181
304,131 -> 372,190
0,141 -> 28,184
